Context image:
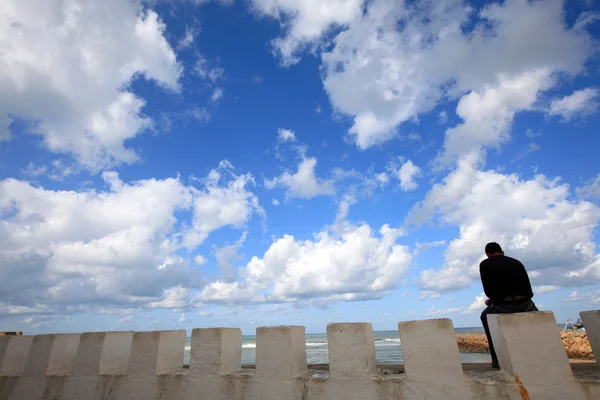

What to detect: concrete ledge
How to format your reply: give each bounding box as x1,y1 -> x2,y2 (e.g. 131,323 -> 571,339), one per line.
489,311 -> 588,400
100,331 -> 134,375
399,318 -> 464,380
327,323 -> 376,379
47,334 -> 80,376
190,328 -> 242,376
256,326 -> 306,378
128,330 -> 185,375
2,316 -> 600,400
580,310 -> 600,367
24,334 -> 54,377
0,335 -> 33,376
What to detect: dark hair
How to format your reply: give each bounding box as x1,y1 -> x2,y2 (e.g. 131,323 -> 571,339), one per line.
485,242 -> 503,254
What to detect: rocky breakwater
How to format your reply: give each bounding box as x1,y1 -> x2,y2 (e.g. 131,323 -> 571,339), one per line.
456,331 -> 594,360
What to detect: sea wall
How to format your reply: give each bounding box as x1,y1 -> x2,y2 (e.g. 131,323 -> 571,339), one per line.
0,311 -> 599,400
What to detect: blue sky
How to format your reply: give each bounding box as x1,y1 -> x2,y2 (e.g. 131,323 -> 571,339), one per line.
1,0 -> 600,335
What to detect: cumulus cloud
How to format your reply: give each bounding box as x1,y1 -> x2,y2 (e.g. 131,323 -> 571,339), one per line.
213,232 -> 247,282
277,128 -> 297,142
250,0 -> 364,65
548,88 -> 599,121
396,160 -> 421,191
0,161 -> 262,314
0,0 -> 183,169
407,155 -> 600,294
577,174 -> 600,200
265,157 -> 335,200
565,290 -> 600,304
197,223 -> 412,304
182,161 -> 264,249
211,87 -> 224,102
462,293 -> 487,314
438,69 -> 552,166
534,285 -> 559,295
320,0 -> 593,151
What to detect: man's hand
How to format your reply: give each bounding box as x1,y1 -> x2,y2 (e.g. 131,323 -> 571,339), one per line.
485,298 -> 491,306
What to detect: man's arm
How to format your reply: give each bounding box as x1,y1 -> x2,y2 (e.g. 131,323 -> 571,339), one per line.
480,261 -> 496,301
518,260 -> 534,298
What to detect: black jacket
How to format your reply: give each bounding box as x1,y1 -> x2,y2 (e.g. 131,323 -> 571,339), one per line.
479,255 -> 534,304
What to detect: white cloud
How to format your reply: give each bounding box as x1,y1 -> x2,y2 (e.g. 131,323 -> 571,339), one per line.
272,199 -> 280,206
194,55 -> 225,83
577,174 -> 600,200
250,0 -> 364,65
118,315 -> 134,324
197,223 -> 411,304
0,161 -> 262,313
277,128 -> 297,142
197,310 -> 212,317
178,22 -> 201,49
0,0 -> 182,169
194,255 -> 207,266
413,240 -> 446,255
534,285 -> 559,295
179,313 -> 187,322
548,88 -> 599,121
182,161 -> 264,249
320,0 -> 593,151
425,306 -> 463,318
335,193 -> 357,223
149,287 -> 192,309
407,156 -> 600,293
22,162 -> 48,178
213,232 -> 246,282
462,293 -> 487,314
265,157 -> 335,199
438,69 -> 552,166
438,111 -> 448,125
396,160 -> 421,191
211,87 -> 224,102
565,290 -> 600,304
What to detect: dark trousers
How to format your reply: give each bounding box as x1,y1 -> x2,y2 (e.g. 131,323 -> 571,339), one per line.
481,300 -> 538,362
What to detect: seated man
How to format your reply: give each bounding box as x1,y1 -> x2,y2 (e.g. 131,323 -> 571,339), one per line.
480,242 -> 538,369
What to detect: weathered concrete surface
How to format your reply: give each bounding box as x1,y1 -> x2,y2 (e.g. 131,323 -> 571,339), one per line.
1,312 -> 600,400
0,336 -> 33,376
580,310 -> 600,367
399,318 -> 475,399
489,311 -> 588,400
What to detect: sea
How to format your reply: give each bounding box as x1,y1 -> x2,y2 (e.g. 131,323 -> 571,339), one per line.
182,327 -> 493,365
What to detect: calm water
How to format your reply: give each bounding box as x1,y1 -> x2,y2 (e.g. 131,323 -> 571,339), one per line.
183,327 -> 492,365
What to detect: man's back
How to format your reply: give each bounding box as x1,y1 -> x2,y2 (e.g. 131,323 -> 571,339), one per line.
479,255 -> 533,303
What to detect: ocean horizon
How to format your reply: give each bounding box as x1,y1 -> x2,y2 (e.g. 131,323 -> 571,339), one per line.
183,327 -> 491,365
182,324 -> 573,365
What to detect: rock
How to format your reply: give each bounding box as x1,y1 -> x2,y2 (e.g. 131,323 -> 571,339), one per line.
455,332 -> 595,360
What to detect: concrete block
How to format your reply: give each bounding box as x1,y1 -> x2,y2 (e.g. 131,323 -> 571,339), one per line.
189,328 -> 242,376
488,311 -> 577,380
398,319 -> 463,381
0,336 -> 8,367
128,330 -> 185,375
0,335 -> 33,376
73,332 -> 105,377
580,310 -> 600,367
256,326 -> 307,378
327,323 -> 376,379
99,331 -> 134,375
47,333 -> 80,375
73,332 -> 132,376
24,334 -> 54,377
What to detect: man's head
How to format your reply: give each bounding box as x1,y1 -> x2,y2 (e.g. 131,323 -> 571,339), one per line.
485,242 -> 504,258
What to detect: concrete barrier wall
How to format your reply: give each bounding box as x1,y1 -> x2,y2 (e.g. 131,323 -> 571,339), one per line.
0,311 -> 598,400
